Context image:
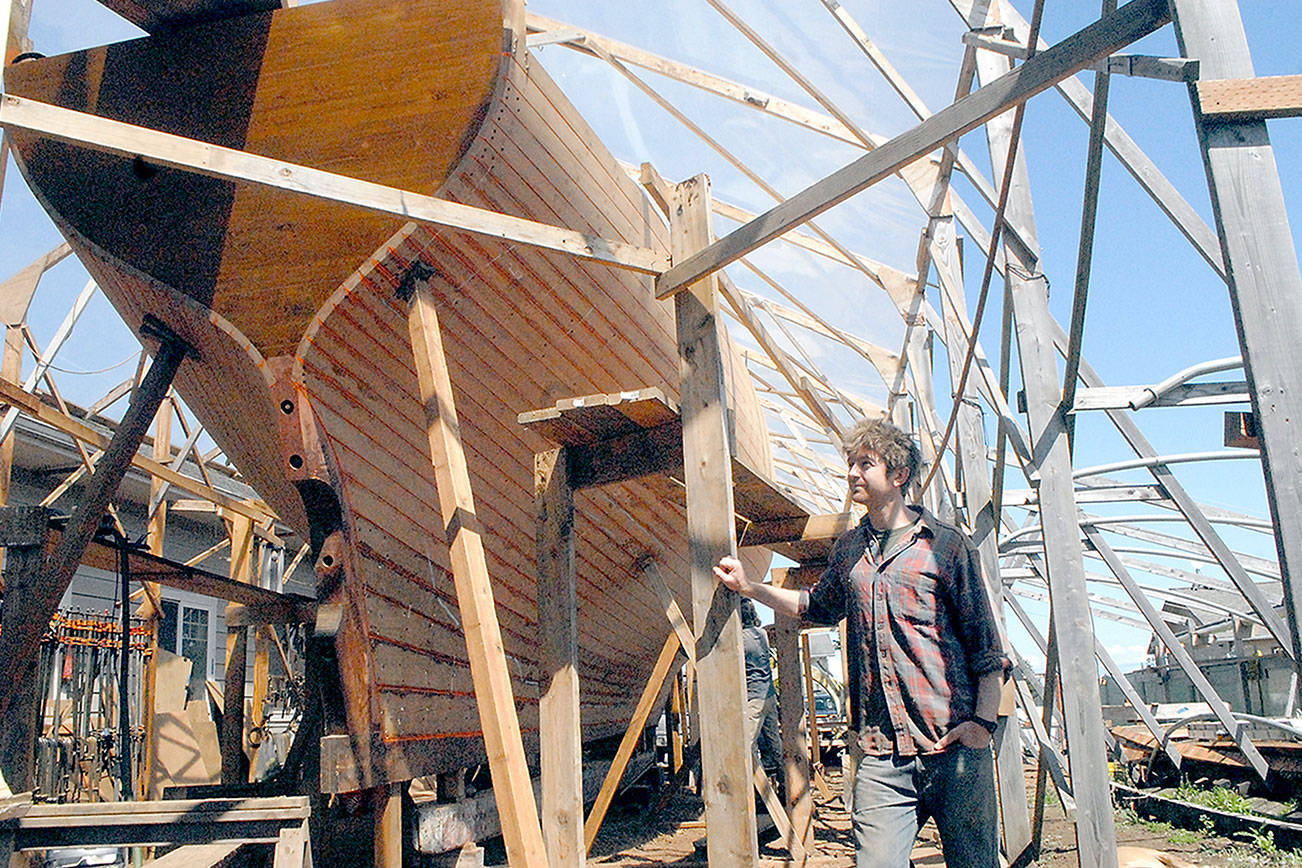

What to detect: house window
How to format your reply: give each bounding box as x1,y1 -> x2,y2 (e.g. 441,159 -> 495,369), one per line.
180,607 -> 209,694
157,597 -> 212,697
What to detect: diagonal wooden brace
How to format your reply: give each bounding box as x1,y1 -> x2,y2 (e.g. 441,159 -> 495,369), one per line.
402,274 -> 548,868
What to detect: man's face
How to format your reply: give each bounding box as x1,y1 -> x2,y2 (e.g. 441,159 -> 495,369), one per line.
846,449 -> 909,510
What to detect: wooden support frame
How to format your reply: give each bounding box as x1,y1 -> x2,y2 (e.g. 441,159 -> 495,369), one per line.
655,0 -> 1171,298
582,633 -> 682,854
403,278 -> 548,868
1171,0 -> 1302,667
535,447 -> 584,868
0,96 -> 666,276
772,567 -> 815,864
671,173 -> 758,866
971,34 -> 1119,866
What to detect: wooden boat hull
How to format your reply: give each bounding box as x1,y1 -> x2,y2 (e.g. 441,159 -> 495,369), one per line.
6,0 -> 773,789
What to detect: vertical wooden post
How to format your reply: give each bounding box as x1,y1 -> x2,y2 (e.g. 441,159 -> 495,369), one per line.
535,447 -> 584,868
0,506 -> 49,793
931,207 -> 1032,858
670,674 -> 685,774
669,173 -> 757,867
403,278 -> 548,868
374,783 -> 403,868
141,399 -> 170,797
0,322 -> 187,720
222,511 -> 254,785
0,327 -> 21,511
973,48 -> 1117,861
772,568 -> 813,864
799,637 -> 822,770
1171,0 -> 1302,666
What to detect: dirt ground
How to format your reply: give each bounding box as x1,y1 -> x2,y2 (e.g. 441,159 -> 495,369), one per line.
581,764 -> 1260,867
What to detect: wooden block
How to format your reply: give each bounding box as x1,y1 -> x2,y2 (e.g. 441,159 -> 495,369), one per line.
143,841 -> 243,868
1198,74 -> 1302,120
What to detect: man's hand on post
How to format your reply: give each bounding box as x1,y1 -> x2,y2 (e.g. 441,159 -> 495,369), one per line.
713,555 -> 751,594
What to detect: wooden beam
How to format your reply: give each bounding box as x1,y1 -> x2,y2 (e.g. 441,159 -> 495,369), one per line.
222,512 -> 254,786
641,559 -> 697,665
0,95 -> 668,276
374,784 -> 402,868
582,633 -> 682,854
1197,74 -> 1302,120
1172,0 -> 1302,666
0,507 -> 48,793
771,568 -> 814,864
971,24 -> 1119,863
535,448 -> 584,868
752,767 -> 805,863
403,280 -> 547,868
671,174 -> 757,866
654,0 -> 1171,298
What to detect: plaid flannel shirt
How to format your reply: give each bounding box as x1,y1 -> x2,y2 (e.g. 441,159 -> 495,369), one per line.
799,506 -> 1008,755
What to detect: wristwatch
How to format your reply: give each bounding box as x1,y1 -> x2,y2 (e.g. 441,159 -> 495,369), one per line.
972,715 -> 999,735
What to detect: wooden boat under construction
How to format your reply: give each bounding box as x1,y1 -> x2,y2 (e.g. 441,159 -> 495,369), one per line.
4,0 -> 786,790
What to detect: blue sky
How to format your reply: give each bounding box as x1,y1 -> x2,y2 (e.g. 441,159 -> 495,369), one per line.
2,0 -> 1298,676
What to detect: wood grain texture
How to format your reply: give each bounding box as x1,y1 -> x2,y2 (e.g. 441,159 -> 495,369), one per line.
7,0 -> 774,786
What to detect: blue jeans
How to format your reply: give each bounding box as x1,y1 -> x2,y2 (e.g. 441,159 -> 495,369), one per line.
851,745 -> 998,868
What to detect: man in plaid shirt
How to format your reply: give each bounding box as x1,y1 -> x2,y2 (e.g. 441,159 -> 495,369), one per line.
716,417 -> 1007,868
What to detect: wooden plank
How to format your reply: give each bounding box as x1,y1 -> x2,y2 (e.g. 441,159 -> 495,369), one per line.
740,511 -> 855,549
931,210 -> 1031,858
671,174 -> 757,866
143,841 -> 244,868
1172,0 -> 1302,665
222,512 -> 254,786
753,767 -> 805,863
641,559 -> 697,665
771,568 -> 814,864
654,0 -> 1171,298
582,633 -> 682,853
1197,74 -> 1302,120
0,95 -> 667,276
404,280 -> 547,868
972,31 -> 1118,865
535,448 -> 584,868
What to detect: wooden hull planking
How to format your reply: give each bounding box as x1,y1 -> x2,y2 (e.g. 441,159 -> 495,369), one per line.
6,0 -> 773,787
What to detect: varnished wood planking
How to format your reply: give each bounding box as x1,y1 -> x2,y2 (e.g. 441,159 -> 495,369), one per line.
71,242 -> 308,529
300,290 -> 682,662
10,0 -> 775,781
6,0 -> 505,357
